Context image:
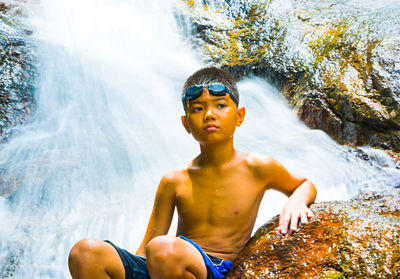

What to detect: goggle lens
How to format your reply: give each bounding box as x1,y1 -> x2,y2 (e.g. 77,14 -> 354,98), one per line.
185,85 -> 204,98
184,83 -> 238,106
208,83 -> 227,93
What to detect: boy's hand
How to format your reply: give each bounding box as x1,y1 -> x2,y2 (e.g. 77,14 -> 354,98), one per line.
278,199 -> 314,234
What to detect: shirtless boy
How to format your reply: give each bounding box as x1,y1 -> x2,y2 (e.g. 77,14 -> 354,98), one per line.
68,67 -> 317,279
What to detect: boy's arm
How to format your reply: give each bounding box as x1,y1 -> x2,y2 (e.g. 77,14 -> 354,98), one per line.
264,157 -> 317,234
135,173 -> 177,257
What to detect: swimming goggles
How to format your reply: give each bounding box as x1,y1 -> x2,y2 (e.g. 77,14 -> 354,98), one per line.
183,83 -> 238,106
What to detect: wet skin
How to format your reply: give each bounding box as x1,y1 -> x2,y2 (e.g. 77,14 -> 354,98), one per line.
136,89 -> 317,261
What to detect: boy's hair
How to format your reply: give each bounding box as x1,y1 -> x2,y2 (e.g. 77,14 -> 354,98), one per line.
182,67 -> 239,109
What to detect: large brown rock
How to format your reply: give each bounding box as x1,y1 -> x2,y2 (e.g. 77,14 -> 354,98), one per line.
177,0 -> 400,152
228,189 -> 400,278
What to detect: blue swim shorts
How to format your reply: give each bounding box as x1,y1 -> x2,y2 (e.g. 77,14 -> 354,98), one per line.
105,240 -> 150,279
105,238 -> 232,279
178,235 -> 232,279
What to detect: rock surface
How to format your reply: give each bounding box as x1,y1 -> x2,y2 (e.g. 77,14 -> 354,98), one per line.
177,0 -> 400,152
228,189 -> 400,278
0,0 -> 35,143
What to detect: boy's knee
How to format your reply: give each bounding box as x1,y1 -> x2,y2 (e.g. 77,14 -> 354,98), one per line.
146,236 -> 206,278
146,236 -> 190,277
69,238 -> 104,266
146,236 -> 181,262
69,239 -> 125,279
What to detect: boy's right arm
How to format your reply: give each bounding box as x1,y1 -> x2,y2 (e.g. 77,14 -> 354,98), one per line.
135,172 -> 178,257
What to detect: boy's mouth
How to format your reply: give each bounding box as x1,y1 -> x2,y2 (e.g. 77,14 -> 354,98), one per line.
205,124 -> 218,131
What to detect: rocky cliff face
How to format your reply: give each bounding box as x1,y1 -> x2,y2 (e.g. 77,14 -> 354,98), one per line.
0,1 -> 35,143
177,0 -> 400,152
228,189 -> 400,278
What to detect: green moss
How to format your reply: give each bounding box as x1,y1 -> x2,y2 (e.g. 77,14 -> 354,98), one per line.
187,1 -> 272,67
306,18 -> 391,121
219,5 -> 268,66
316,270 -> 346,279
309,30 -> 390,122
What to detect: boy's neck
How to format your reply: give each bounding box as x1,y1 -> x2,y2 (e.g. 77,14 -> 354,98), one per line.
197,139 -> 237,168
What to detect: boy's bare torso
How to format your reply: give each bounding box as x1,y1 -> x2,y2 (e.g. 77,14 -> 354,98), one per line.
68,70 -> 317,279
170,151 -> 270,261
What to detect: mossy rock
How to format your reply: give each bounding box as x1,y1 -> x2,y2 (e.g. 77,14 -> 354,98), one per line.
177,0 -> 400,152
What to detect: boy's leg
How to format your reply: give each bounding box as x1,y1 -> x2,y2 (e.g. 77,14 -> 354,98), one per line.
68,238 -> 125,279
146,236 -> 207,279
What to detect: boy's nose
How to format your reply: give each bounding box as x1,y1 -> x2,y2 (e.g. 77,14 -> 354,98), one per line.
204,106 -> 216,120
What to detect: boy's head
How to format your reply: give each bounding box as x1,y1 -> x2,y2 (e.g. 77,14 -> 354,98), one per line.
182,67 -> 239,111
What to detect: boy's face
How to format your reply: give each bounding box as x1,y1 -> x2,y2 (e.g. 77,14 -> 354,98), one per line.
181,88 -> 245,145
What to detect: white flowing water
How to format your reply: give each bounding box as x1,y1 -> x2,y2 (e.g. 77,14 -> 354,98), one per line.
0,0 -> 400,278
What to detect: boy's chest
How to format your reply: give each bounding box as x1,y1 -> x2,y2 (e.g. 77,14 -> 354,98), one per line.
175,168 -> 265,225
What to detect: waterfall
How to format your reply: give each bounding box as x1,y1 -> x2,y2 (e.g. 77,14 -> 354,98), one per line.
0,0 -> 399,278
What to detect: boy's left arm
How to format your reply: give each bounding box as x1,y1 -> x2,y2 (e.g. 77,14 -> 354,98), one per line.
266,158 -> 317,234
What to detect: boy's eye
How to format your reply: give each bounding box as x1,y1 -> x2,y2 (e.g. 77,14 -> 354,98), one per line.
191,106 -> 203,112
217,103 -> 227,109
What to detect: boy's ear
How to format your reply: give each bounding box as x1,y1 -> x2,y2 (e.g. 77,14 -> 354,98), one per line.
236,107 -> 245,127
181,115 -> 191,134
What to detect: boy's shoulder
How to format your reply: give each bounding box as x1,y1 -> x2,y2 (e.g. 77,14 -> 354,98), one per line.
245,152 -> 281,178
246,152 -> 276,167
160,163 -> 191,186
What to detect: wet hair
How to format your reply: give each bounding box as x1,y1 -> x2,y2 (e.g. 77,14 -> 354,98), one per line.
182,67 -> 239,109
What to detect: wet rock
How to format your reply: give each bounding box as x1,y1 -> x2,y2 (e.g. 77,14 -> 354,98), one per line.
0,0 -> 36,143
177,0 -> 400,152
228,189 -> 400,278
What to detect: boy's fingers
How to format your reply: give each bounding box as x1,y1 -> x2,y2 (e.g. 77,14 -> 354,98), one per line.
279,213 -> 291,234
280,208 -> 313,234
290,214 -> 298,231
